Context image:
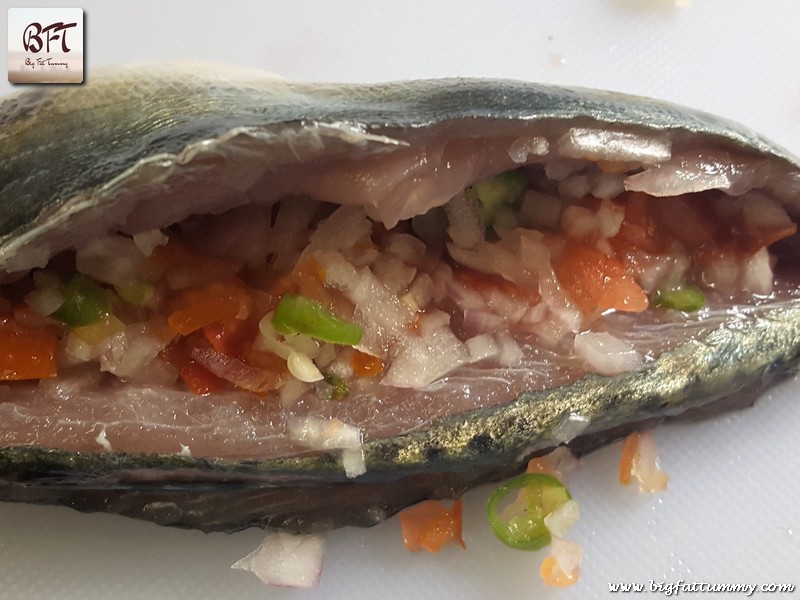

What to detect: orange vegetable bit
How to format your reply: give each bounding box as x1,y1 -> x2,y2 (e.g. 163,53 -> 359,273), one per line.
180,360 -> 223,395
554,243 -> 648,316
619,431 -> 640,485
399,499 -> 466,553
0,319 -> 58,381
540,556 -> 579,587
526,455 -> 556,477
168,296 -> 240,336
351,350 -> 384,378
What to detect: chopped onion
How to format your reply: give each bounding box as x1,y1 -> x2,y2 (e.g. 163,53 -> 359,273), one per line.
287,416 -> 366,478
495,331 -> 523,367
132,229 -> 168,256
544,499 -> 581,539
384,233 -> 426,266
383,310 -> 470,388
465,333 -> 500,362
24,287 -> 64,316
309,205 -> 372,252
98,323 -> 171,380
629,430 -> 669,493
558,175 -> 592,200
445,192 -> 483,249
232,530 -> 325,589
548,537 -> 583,581
742,247 -> 773,294
573,332 -> 642,376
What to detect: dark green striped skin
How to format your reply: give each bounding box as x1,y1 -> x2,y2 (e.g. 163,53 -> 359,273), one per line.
0,65 -> 799,532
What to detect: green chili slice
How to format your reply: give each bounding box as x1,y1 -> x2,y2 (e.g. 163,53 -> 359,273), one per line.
272,293 -> 363,346
53,275 -> 112,327
487,473 -> 571,550
654,283 -> 706,312
466,170 -> 527,225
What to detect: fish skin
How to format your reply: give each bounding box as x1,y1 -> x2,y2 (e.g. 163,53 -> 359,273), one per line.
1,64 -> 799,532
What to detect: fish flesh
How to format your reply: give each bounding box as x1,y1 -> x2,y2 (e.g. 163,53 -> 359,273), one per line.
0,63 -> 799,533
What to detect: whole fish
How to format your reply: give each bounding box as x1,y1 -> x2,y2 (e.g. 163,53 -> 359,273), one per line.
0,63 -> 798,533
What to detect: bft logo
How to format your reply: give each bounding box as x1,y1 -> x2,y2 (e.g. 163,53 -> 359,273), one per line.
8,8 -> 84,84
23,21 -> 78,54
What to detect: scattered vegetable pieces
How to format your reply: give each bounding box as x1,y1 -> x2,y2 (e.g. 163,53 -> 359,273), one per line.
399,499 -> 465,553
487,474 -> 570,550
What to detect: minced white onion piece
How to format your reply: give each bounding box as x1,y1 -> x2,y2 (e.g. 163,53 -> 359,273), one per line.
24,287 -> 64,316
75,236 -> 145,287
592,171 -> 626,200
445,192 -> 483,249
465,333 -> 500,362
558,174 -> 592,200
232,530 -> 325,589
279,378 -> 308,408
573,332 -> 642,376
98,325 -> 171,381
383,310 -> 470,388
596,199 -> 625,238
287,351 -> 324,383
287,416 -> 366,478
631,431 -> 669,493
309,205 -> 371,252
495,331 -> 523,367
132,229 -> 168,256
548,537 -> 583,581
742,247 -> 773,295
544,499 -> 581,539
547,446 -> 582,479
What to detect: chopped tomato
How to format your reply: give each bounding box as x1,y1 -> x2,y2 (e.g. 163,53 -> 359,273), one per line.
151,239 -> 234,289
180,361 -> 222,395
526,455 -> 556,477
554,244 -> 649,316
168,296 -> 240,336
351,350 -> 384,378
540,556 -> 579,587
167,279 -> 253,336
619,430 -> 669,492
619,431 -> 639,485
609,193 -> 660,254
399,499 -> 465,553
0,319 -> 58,380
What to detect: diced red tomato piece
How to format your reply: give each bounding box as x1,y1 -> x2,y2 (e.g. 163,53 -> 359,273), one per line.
180,360 -> 223,395
555,244 -> 649,316
0,319 -> 58,380
351,350 -> 384,378
399,499 -> 466,553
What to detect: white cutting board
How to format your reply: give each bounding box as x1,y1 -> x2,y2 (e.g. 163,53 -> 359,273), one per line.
1,1 -> 799,598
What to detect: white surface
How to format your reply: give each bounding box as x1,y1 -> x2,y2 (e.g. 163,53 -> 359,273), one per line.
1,1 -> 799,598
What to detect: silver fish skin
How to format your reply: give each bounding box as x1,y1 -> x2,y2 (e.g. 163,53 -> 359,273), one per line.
0,64 -> 799,533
